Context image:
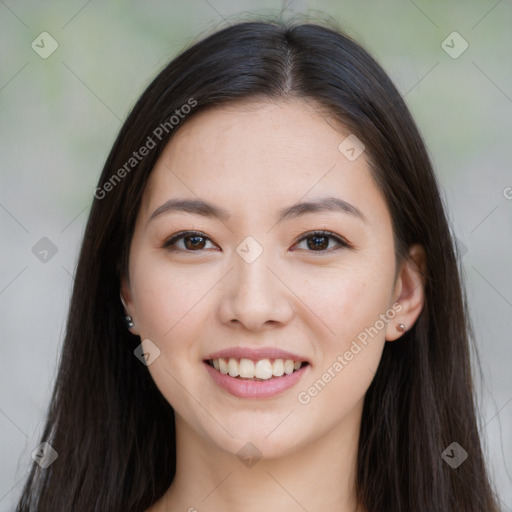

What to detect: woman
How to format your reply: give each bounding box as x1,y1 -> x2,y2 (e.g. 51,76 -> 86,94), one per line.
15,19 -> 500,512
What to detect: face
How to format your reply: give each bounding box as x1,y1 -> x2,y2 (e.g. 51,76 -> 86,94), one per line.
121,99 -> 411,460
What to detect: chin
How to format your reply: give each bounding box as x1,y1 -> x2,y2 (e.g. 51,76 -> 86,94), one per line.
201,412 -> 311,461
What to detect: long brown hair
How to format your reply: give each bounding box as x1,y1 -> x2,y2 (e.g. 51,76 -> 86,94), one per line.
15,18 -> 500,512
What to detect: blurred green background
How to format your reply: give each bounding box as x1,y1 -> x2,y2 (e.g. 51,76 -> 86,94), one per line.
1,1 -> 511,510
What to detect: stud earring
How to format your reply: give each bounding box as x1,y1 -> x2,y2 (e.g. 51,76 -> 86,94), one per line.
124,314 -> 135,329
120,294 -> 134,329
396,323 -> 406,333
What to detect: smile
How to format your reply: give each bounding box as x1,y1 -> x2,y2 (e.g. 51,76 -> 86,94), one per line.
203,355 -> 310,399
206,357 -> 308,380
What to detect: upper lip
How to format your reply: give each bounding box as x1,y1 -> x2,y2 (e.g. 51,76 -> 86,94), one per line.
205,347 -> 309,362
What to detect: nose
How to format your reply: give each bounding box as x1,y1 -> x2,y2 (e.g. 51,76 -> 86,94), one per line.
217,251 -> 294,332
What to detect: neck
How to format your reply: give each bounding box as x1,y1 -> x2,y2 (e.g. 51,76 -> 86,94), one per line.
156,401 -> 364,512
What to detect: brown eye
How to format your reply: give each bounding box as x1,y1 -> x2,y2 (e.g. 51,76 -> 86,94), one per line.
293,230 -> 349,252
163,231 -> 217,252
307,234 -> 329,250
184,235 -> 206,250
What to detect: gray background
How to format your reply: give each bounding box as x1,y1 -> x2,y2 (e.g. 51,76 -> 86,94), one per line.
1,1 -> 511,510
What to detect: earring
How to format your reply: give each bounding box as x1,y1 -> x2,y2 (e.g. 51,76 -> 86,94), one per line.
120,294 -> 134,329
124,315 -> 135,329
396,323 -> 406,333
124,314 -> 135,329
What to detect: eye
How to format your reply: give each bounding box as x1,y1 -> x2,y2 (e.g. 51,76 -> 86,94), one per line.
292,230 -> 350,252
162,229 -> 350,253
162,231 -> 218,252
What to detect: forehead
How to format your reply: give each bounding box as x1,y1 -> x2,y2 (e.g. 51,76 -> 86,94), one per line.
141,99 -> 387,226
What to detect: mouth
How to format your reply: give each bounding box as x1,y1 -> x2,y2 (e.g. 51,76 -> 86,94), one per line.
203,354 -> 310,399
205,357 -> 310,381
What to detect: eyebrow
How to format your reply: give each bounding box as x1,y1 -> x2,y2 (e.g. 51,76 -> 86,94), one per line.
148,196 -> 367,225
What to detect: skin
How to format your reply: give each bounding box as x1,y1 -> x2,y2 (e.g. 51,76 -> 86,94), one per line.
121,98 -> 426,512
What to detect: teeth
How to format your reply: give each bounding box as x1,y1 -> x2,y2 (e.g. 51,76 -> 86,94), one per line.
254,359 -> 273,379
284,360 -> 295,375
272,359 -> 284,377
239,358 -> 255,378
210,357 -> 305,380
219,358 -> 229,375
228,357 -> 239,377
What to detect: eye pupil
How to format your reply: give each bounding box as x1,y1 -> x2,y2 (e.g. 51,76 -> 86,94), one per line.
185,236 -> 205,250
307,236 -> 329,250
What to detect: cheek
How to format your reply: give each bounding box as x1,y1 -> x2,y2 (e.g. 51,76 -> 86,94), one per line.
130,251 -> 215,341
129,255 -> 213,408
292,259 -> 394,344
295,273 -> 391,415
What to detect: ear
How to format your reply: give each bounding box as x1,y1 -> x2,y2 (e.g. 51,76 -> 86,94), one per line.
385,244 -> 427,341
120,275 -> 140,336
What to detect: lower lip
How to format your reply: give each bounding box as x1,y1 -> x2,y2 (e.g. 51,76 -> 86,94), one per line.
203,361 -> 309,399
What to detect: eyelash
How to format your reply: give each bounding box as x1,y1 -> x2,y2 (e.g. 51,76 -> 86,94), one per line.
162,230 -> 351,253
